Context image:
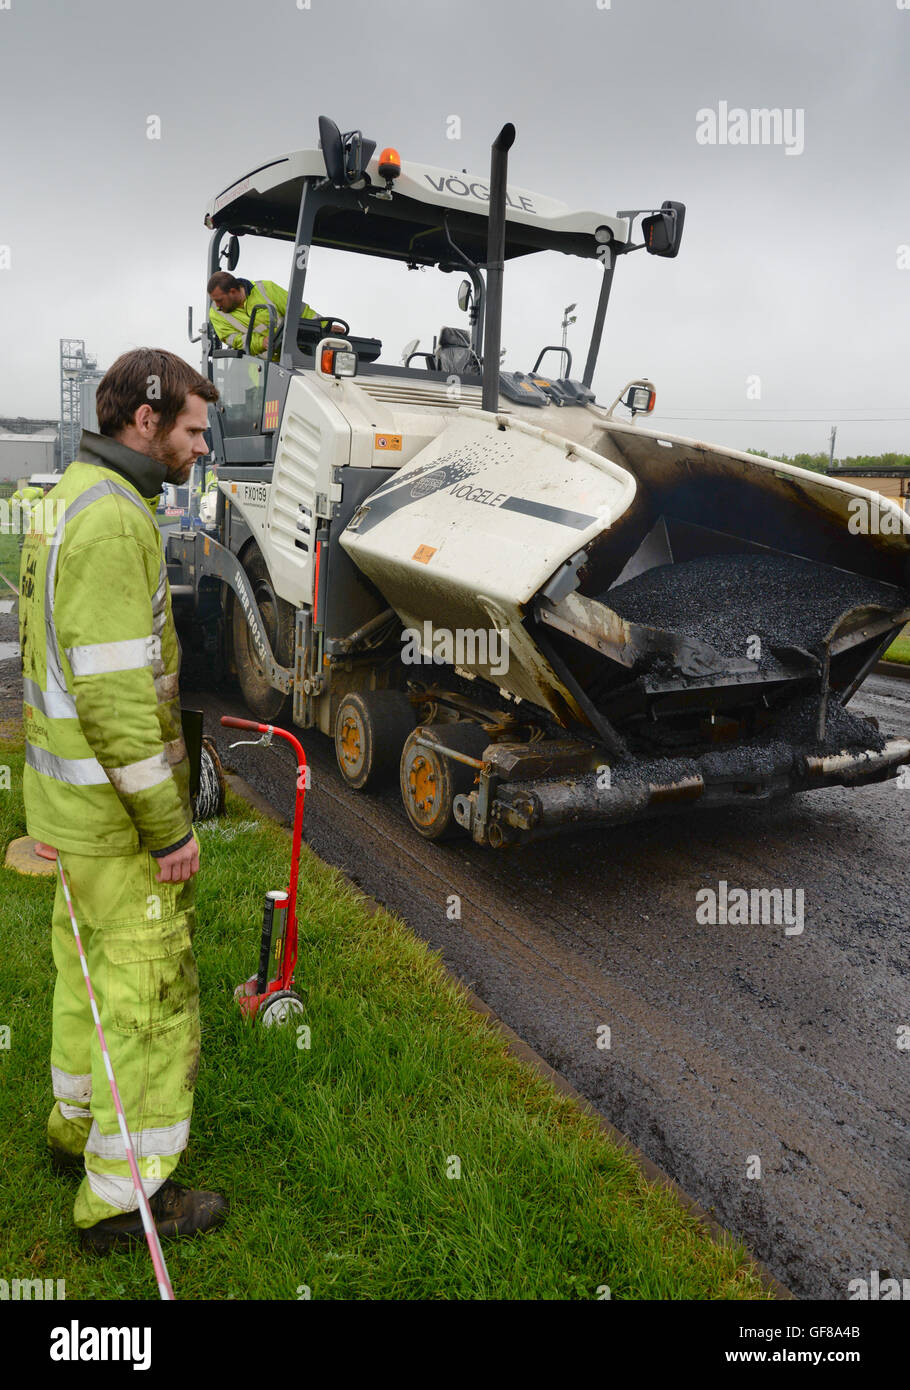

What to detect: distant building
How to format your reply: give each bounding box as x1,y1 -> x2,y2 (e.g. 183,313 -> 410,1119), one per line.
826,466 -> 910,513
0,427 -> 59,484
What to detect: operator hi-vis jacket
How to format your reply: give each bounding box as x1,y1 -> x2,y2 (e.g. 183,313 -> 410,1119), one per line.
19,431 -> 193,858
208,277 -> 319,359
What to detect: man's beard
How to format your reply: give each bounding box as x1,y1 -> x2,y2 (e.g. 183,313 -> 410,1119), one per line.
149,427 -> 193,485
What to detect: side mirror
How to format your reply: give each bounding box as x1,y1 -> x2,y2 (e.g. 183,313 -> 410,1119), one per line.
400,337 -> 419,365
457,279 -> 473,313
319,116 -> 345,185
642,201 -> 685,258
221,234 -> 240,271
318,114 -> 376,189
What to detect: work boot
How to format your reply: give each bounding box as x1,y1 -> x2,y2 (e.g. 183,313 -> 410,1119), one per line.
78,1179 -> 228,1254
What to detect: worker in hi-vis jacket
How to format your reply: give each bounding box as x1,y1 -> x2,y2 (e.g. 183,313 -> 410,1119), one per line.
19,347 -> 228,1253
208,271 -> 315,359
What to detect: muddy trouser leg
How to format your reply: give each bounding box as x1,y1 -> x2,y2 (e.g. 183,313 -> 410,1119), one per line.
48,843 -> 200,1228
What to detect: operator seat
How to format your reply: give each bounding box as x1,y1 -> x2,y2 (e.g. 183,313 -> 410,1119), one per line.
434,327 -> 479,375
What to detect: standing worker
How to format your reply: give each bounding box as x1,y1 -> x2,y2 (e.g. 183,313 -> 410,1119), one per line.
11,482 -> 44,506
10,482 -> 44,556
19,347 -> 227,1252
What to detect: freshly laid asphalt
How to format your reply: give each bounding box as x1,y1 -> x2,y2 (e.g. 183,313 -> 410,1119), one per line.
605,552 -> 907,668
2,593 -> 907,1300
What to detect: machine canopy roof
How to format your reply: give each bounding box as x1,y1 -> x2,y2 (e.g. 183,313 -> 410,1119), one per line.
205,149 -> 630,266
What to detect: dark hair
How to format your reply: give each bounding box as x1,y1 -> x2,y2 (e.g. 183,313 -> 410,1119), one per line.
95,348 -> 219,437
207,271 -> 242,294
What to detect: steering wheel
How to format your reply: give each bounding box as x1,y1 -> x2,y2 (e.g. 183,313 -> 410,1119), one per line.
297,316 -> 351,354
301,315 -> 349,336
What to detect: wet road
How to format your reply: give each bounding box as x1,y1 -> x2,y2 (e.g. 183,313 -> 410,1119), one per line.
2,593 -> 907,1298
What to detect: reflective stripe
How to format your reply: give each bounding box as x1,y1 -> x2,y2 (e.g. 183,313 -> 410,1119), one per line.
65,635 -> 160,677
219,309 -> 252,346
86,1118 -> 189,1161
51,1066 -> 92,1105
106,751 -> 171,795
152,567 -> 168,613
164,736 -> 187,765
151,564 -> 168,641
155,672 -> 179,702
105,733 -> 187,792
60,1102 -> 92,1121
254,281 -> 285,337
23,676 -> 76,719
44,483 -> 119,712
29,737 -> 185,792
85,1167 -> 164,1213
27,742 -> 107,786
42,478 -> 158,713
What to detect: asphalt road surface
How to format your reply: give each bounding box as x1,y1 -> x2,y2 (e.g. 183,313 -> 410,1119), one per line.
2,592 -> 906,1299
191,668 -> 908,1301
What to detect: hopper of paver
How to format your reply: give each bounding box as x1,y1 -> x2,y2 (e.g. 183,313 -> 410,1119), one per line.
528,419 -> 910,764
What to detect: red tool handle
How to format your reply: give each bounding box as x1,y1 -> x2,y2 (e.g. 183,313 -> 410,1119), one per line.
220,715 -> 307,988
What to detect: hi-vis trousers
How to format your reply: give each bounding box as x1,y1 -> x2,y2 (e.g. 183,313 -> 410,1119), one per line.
47,842 -> 200,1228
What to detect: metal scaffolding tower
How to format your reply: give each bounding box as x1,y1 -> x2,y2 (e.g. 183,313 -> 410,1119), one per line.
59,339 -> 103,468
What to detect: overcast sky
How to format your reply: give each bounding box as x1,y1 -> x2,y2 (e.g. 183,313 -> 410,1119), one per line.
1,0 -> 908,457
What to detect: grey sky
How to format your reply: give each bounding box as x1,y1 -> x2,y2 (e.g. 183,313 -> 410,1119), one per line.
1,0 -> 908,457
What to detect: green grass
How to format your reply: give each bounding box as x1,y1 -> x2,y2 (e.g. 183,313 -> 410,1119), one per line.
0,732 -> 770,1301
0,482 -> 20,593
883,630 -> 910,665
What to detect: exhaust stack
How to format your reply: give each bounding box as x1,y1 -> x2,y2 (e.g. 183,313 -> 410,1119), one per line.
482,123 -> 515,412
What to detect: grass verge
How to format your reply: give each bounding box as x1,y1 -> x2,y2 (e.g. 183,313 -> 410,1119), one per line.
883,632 -> 910,665
0,482 -> 20,593
0,731 -> 770,1300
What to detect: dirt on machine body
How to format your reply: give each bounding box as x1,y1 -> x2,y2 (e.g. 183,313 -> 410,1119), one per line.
165,116 -> 910,846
